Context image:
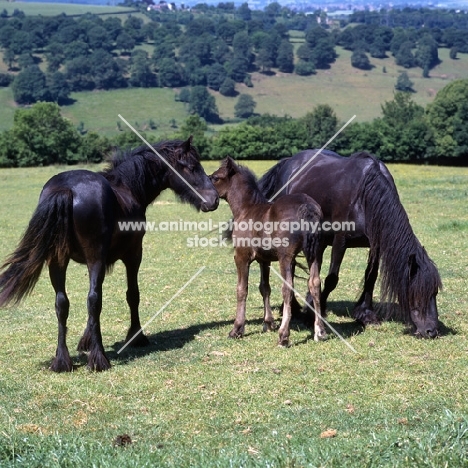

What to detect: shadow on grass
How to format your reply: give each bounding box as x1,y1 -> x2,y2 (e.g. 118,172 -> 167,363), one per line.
108,319 -> 234,365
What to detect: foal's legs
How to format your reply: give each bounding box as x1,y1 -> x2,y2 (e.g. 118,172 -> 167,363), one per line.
49,260 -> 73,372
308,260 -> 327,342
229,252 -> 250,338
277,259 -> 294,346
259,261 -> 276,332
77,261 -> 110,371
123,248 -> 150,347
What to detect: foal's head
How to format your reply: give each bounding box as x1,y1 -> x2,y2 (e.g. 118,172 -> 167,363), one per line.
209,157 -> 239,200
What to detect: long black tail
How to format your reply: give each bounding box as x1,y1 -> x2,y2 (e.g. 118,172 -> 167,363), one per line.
0,189 -> 73,306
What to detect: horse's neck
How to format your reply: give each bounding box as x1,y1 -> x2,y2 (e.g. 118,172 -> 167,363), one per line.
227,180 -> 267,220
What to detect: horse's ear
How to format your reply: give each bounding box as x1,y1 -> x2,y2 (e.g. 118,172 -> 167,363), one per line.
225,156 -> 238,176
182,135 -> 193,154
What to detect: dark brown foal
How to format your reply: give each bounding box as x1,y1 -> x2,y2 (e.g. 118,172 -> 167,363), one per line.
210,157 -> 327,346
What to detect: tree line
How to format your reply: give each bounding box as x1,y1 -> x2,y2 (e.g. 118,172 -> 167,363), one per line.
0,5 -> 467,112
1,79 -> 467,168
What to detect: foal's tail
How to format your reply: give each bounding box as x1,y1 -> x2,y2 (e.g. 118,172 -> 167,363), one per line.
298,202 -> 323,266
0,189 -> 73,307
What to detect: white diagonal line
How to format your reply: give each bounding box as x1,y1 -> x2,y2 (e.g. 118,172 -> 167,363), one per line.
269,115 -> 356,201
118,114 -> 207,203
117,266 -> 206,354
269,266 -> 357,353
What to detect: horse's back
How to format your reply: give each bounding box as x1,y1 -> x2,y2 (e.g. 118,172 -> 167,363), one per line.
41,170 -> 120,263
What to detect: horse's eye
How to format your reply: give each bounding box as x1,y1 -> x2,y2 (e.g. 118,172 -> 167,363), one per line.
211,175 -> 219,182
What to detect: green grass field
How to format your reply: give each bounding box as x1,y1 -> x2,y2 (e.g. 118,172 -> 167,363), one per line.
0,1 -> 140,17
0,161 -> 467,466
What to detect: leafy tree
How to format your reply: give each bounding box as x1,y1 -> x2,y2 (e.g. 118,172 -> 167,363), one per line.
45,43 -> 64,73
370,37 -> 387,58
129,51 -> 156,87
103,16 -> 123,41
64,41 -> 89,61
46,71 -> 70,104
395,71 -> 414,92
182,57 -> 206,86
426,79 -> 468,158
9,31 -> 34,55
414,34 -> 438,71
300,104 -> 339,149
3,102 -> 82,166
294,61 -> 315,76
235,94 -> 256,118
189,86 -> 219,122
88,49 -> 126,90
296,43 -> 313,62
311,38 -> 337,69
177,88 -> 191,103
87,25 -> 112,51
257,47 -> 274,73
116,32 -> 136,55
158,58 -> 185,87
124,16 -> 144,43
12,65 -> 50,104
351,49 -> 371,70
449,47 -> 458,60
78,132 -> 111,163
232,31 -> 251,59
219,77 -> 236,97
176,115 -> 211,159
65,56 -> 94,91
238,3 -> 252,21
206,63 -> 227,91
225,55 -> 249,83
3,48 -> 15,70
17,53 -> 35,70
0,73 -> 12,87
395,41 -> 415,68
276,40 -> 294,73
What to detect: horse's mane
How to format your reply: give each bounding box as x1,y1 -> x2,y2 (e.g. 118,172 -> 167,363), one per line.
102,140 -> 195,172
258,158 -> 291,199
360,153 -> 442,321
223,159 -> 269,205
100,140 -> 197,206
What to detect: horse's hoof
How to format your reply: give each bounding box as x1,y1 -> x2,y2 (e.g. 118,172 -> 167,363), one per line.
277,337 -> 290,347
228,330 -> 244,339
87,352 -> 111,372
262,321 -> 277,332
353,306 -> 380,326
50,357 -> 73,373
126,330 -> 150,347
314,331 -> 328,342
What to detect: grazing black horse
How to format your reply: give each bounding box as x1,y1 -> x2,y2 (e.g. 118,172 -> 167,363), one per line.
0,138 -> 219,372
258,150 -> 442,338
210,157 -> 326,346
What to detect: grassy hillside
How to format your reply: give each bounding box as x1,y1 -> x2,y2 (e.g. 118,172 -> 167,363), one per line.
0,1 -> 140,17
0,17 -> 467,136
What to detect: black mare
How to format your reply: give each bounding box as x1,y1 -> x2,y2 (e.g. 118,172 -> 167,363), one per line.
210,157 -> 326,346
258,150 -> 442,338
0,138 -> 219,371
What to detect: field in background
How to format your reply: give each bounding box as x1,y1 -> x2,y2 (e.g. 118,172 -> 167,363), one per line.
1,41 -> 468,135
0,1 -> 140,17
0,161 -> 467,466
